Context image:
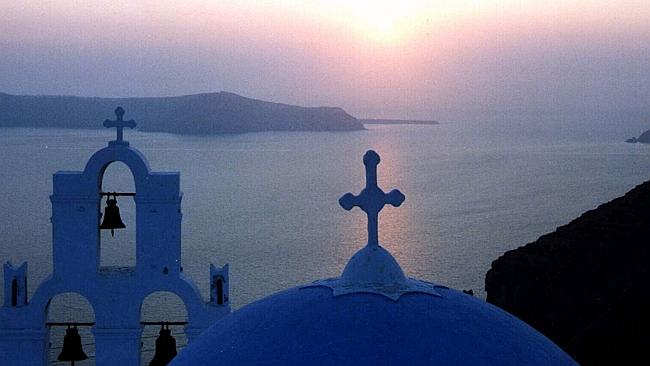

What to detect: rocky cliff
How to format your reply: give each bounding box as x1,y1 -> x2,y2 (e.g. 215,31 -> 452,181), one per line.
0,92 -> 364,134
486,180 -> 650,365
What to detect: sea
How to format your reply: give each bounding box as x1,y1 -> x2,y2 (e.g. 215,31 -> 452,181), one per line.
1,112 -> 650,363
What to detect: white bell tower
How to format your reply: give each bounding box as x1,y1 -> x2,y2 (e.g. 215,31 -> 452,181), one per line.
0,107 -> 230,365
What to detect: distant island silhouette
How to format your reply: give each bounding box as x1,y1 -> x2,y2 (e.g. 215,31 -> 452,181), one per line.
0,92 -> 364,134
360,118 -> 439,125
626,129 -> 650,144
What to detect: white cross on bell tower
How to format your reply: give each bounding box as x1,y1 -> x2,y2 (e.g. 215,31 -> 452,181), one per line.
103,106 -> 136,144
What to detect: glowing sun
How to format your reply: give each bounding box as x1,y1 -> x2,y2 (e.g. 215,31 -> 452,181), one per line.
342,0 -> 432,43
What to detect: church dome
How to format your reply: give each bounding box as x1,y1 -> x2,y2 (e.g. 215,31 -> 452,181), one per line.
171,150 -> 577,366
173,276 -> 575,365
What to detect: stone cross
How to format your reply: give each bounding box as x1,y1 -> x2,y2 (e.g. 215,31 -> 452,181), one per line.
103,106 -> 136,143
339,150 -> 405,247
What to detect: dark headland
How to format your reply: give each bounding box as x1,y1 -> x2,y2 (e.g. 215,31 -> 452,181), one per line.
486,180 -> 650,366
0,92 -> 364,134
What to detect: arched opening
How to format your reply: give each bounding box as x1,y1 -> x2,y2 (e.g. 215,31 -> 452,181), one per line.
46,292 -> 96,365
99,161 -> 136,268
140,291 -> 188,365
11,278 -> 17,306
214,277 -> 225,305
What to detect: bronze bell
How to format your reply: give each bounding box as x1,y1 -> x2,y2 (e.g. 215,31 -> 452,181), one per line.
149,325 -> 177,366
100,195 -> 126,237
58,326 -> 88,364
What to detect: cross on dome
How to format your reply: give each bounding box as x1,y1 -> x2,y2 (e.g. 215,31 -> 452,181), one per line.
339,150 -> 405,247
103,106 -> 136,143
305,149 -> 442,300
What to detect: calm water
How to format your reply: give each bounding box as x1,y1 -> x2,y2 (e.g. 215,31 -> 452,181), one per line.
1,116 -> 650,363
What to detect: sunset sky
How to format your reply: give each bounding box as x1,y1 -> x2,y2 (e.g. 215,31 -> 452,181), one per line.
1,1 -> 649,118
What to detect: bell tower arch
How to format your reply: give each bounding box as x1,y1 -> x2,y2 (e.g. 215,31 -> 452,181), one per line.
50,108 -> 183,277
1,107 -> 230,366
98,162 -> 136,267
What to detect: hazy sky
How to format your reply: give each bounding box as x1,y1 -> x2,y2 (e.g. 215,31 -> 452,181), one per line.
1,1 -> 649,118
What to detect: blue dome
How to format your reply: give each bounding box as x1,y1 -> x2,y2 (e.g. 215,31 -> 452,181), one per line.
173,150 -> 577,366
172,278 -> 576,366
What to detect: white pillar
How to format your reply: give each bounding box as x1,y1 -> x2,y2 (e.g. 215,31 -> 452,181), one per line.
0,328 -> 48,366
93,327 -> 143,366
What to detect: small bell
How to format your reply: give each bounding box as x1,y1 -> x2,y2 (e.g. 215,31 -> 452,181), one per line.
149,324 -> 178,366
58,326 -> 88,365
100,194 -> 126,237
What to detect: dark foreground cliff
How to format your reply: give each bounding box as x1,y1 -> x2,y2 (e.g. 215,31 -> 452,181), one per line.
486,180 -> 650,366
0,92 -> 363,134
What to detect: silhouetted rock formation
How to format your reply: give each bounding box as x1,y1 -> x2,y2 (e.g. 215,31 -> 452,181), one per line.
486,180 -> 650,366
626,129 -> 650,143
0,92 -> 363,134
638,130 -> 650,143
